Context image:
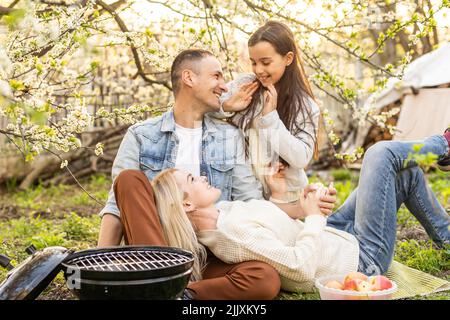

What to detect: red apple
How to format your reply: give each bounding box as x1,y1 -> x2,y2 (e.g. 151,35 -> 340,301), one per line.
368,275 -> 393,291
343,272 -> 368,290
344,271 -> 368,283
325,280 -> 344,290
356,280 -> 372,292
342,279 -> 359,291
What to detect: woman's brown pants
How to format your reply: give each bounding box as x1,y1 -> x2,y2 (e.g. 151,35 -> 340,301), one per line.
113,169 -> 281,300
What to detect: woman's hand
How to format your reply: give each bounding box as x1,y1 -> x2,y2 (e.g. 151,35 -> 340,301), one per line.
222,81 -> 259,112
299,186 -> 328,217
262,84 -> 277,116
303,183 -> 337,216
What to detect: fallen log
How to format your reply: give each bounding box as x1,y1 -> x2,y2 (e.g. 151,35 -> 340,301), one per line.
0,124 -> 129,189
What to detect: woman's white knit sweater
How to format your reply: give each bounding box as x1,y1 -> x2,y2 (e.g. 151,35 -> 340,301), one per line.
198,199 -> 360,292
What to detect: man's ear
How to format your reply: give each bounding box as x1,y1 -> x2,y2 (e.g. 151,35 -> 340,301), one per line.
181,69 -> 195,88
183,200 -> 196,213
285,52 -> 294,66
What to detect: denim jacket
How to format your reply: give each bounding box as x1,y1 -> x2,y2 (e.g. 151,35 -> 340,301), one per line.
99,110 -> 264,218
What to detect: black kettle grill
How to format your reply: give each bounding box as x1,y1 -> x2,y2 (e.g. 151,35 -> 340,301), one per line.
0,245 -> 194,300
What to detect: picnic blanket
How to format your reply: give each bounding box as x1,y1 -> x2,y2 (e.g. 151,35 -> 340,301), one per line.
386,260 -> 450,299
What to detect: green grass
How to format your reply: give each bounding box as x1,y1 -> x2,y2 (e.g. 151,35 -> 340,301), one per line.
395,240 -> 450,276
397,205 -> 421,228
0,170 -> 448,300
0,174 -> 107,285
0,173 -> 110,214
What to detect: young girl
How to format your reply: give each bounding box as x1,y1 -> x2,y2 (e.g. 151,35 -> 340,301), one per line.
150,135 -> 450,292
217,21 -> 321,203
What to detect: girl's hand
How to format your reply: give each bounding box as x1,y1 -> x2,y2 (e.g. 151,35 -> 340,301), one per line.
222,81 -> 259,112
262,84 -> 277,116
265,161 -> 287,197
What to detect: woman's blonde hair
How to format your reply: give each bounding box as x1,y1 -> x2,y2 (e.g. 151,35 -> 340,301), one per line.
151,168 -> 207,281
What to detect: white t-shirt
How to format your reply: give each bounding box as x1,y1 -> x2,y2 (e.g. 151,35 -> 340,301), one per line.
174,123 -> 202,176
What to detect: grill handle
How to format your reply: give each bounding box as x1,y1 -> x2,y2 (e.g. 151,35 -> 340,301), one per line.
0,254 -> 14,271
25,244 -> 37,255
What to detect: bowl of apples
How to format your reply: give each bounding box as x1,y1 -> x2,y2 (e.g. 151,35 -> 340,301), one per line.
315,272 -> 397,300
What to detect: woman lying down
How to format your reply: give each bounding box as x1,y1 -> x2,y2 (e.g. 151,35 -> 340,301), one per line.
150,166 -> 347,292
151,145 -> 450,292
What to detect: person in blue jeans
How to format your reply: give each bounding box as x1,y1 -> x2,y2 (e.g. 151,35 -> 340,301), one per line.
326,134 -> 450,275
147,133 -> 450,292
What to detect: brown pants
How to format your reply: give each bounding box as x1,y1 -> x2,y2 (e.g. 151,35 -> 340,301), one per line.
113,169 -> 281,300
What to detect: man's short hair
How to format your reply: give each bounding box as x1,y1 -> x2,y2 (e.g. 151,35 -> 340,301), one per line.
170,49 -> 214,96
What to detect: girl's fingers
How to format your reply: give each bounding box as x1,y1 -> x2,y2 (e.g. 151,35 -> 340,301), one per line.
264,90 -> 274,105
267,84 -> 277,96
264,90 -> 270,103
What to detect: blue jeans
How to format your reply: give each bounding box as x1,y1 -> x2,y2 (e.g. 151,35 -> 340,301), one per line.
327,135 -> 450,275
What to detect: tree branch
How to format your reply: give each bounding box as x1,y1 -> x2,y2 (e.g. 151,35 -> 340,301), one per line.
0,5 -> 14,16
242,0 -> 397,77
96,0 -> 172,91
43,147 -> 103,205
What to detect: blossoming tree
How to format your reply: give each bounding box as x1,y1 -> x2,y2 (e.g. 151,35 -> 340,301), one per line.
0,0 -> 448,192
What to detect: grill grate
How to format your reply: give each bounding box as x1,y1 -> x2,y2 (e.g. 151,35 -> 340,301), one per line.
67,250 -> 192,272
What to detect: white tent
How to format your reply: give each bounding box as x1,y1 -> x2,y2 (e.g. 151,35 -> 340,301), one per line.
342,42 -> 450,151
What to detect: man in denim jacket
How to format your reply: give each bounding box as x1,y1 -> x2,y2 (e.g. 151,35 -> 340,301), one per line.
97,49 -> 281,300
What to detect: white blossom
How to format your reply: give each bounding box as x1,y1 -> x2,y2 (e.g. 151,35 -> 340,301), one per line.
94,143 -> 104,156
0,47 -> 13,77
60,160 -> 68,169
48,20 -> 61,41
0,80 -> 12,98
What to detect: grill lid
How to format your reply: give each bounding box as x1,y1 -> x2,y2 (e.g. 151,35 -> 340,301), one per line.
68,249 -> 192,272
61,246 -> 195,281
0,246 -> 71,300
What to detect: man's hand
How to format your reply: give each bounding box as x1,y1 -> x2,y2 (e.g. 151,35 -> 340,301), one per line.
304,183 -> 337,216
222,81 -> 259,112
97,214 -> 123,247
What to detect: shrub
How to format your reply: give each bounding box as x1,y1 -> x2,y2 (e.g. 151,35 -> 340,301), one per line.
61,212 -> 97,241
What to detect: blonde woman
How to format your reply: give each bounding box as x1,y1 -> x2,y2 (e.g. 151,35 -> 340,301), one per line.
151,136 -> 450,292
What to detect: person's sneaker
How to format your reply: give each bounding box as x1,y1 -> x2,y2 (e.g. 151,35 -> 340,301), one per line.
437,128 -> 450,171
437,127 -> 450,171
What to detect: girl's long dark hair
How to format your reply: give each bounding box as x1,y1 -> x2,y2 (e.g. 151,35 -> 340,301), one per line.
236,21 -> 318,160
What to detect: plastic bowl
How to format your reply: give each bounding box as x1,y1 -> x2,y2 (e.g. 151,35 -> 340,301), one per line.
315,274 -> 397,300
